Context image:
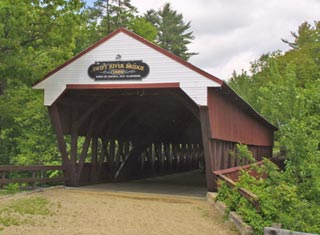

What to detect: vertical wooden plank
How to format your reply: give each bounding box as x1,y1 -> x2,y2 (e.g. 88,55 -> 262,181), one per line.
151,144 -> 155,172
195,144 -> 200,164
109,139 -> 116,178
227,142 -> 232,168
215,140 -> 222,170
145,145 -> 151,172
97,138 -> 105,179
0,171 -> 5,189
220,141 -> 225,169
148,144 -> 155,171
180,144 -> 184,169
91,136 -> 98,182
107,139 -> 116,166
98,138 -> 107,168
160,143 -> 164,171
235,143 -> 240,166
175,144 -> 181,169
113,140 -> 123,168
199,106 -> 216,191
77,115 -> 96,184
223,141 -> 229,169
191,144 -> 196,168
231,142 -> 236,167
187,144 -> 192,169
140,151 -> 145,171
47,105 -> 69,164
32,171 -> 36,189
164,144 -> 171,171
154,143 -> 159,171
172,144 -> 177,170
47,104 -> 71,185
185,144 -> 190,169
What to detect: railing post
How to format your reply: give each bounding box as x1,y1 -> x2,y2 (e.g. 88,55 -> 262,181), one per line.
32,171 -> 36,189
1,171 -> 5,189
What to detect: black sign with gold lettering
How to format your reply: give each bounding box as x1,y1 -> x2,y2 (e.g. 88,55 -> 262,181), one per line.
88,60 -> 150,80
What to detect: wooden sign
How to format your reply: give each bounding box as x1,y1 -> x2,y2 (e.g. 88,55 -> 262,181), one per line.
88,60 -> 150,80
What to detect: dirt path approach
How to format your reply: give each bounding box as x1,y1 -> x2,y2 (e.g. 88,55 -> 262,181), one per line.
1,188 -> 238,235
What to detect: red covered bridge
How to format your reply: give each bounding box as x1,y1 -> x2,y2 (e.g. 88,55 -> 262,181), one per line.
33,28 -> 276,191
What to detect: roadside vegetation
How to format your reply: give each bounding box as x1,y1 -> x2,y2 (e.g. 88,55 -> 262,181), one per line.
218,21 -> 320,234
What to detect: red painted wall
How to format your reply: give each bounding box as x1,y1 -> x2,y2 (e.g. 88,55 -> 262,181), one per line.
208,88 -> 274,146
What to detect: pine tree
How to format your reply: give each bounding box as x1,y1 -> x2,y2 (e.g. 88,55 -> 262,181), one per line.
144,3 -> 197,61
86,0 -> 157,43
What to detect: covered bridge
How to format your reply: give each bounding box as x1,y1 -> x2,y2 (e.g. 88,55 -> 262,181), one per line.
33,28 -> 277,191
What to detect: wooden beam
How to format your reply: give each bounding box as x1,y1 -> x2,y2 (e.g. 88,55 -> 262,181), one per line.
95,102 -> 128,136
114,142 -> 146,180
107,108 -> 140,137
97,137 -> 107,175
91,136 -> 98,182
67,107 -> 79,186
112,139 -> 118,168
47,105 -> 69,164
77,115 -> 96,183
199,106 -> 216,191
166,90 -> 200,120
75,96 -> 111,130
164,143 -> 171,170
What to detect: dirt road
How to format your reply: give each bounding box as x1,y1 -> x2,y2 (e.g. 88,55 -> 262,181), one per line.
1,188 -> 238,235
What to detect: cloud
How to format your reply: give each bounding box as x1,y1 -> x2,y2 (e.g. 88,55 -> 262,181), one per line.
88,0 -> 320,80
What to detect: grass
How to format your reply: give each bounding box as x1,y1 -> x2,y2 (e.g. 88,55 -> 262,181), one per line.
0,196 -> 52,230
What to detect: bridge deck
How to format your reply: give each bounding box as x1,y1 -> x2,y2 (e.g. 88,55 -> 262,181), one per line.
75,170 -> 207,198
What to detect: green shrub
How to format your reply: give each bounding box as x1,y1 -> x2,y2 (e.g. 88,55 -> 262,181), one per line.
217,145 -> 320,234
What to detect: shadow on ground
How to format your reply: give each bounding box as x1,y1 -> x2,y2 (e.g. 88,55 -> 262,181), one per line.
75,170 -> 208,198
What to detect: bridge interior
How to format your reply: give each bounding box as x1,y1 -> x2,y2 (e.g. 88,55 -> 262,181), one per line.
50,87 -> 206,187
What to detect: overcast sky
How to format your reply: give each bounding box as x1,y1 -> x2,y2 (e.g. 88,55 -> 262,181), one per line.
85,0 -> 320,80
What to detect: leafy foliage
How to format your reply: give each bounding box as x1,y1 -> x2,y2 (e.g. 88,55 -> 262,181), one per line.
224,21 -> 320,234
217,146 -> 320,234
0,0 -> 85,165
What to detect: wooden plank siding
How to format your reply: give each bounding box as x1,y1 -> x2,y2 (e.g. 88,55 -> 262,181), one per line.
208,87 -> 274,146
33,28 -> 221,106
209,139 -> 272,171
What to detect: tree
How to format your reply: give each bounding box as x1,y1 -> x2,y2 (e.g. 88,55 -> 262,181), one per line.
228,20 -> 320,203
0,0 -> 85,86
0,0 -> 86,165
86,0 -> 157,43
87,0 -> 137,33
144,3 -> 197,60
224,21 -> 320,233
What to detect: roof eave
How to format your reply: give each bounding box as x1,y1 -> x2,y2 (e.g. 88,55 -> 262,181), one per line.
221,81 -> 278,131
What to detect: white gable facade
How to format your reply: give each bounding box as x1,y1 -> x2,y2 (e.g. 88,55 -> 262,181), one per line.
33,28 -> 221,106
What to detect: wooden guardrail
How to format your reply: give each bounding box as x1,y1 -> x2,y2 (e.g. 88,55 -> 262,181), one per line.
214,162 -> 264,212
215,173 -> 261,212
0,165 -> 67,188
